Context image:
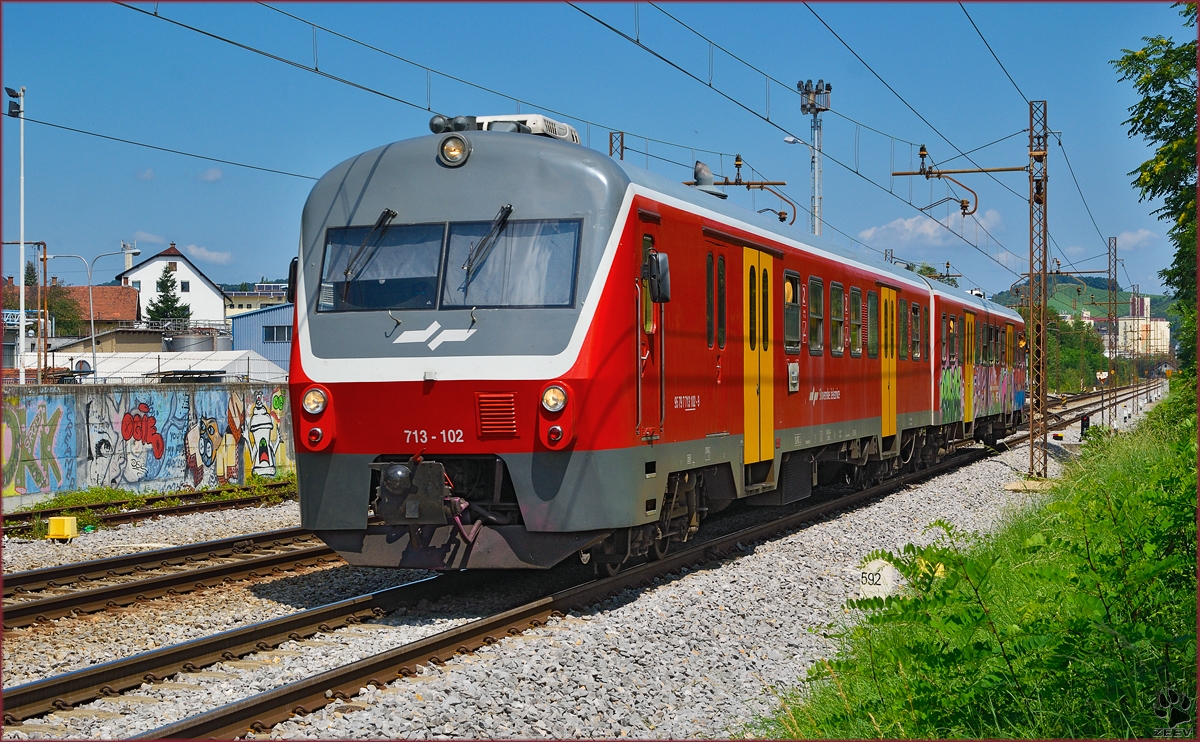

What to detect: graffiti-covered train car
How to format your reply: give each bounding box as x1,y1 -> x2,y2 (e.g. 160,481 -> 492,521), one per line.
288,113 -> 1026,574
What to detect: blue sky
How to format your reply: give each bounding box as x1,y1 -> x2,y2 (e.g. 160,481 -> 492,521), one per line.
1,2 -> 1187,295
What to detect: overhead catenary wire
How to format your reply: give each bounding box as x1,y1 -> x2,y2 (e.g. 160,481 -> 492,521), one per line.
958,3 -> 1029,105
12,116 -> 318,180
570,2 -> 1023,278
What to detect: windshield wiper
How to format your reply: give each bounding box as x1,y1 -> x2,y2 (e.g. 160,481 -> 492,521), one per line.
462,204 -> 513,295
341,208 -> 398,300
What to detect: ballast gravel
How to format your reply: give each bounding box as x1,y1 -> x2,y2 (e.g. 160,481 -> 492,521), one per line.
2,500 -> 302,574
2,385 -> 1165,740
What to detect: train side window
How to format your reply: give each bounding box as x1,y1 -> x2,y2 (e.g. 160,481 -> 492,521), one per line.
925,306 -> 931,361
748,266 -> 757,351
717,256 -> 726,349
808,277 -> 823,355
706,253 -> 715,348
830,283 -> 844,356
911,303 -> 921,359
867,291 -> 879,358
898,299 -> 909,360
941,313 -> 948,361
762,268 -> 770,351
783,272 -> 801,354
949,315 -> 958,362
975,321 -> 982,364
849,288 -> 862,357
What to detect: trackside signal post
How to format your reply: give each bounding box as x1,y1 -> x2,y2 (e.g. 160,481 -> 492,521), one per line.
892,100 -> 1052,478
799,79 -> 831,236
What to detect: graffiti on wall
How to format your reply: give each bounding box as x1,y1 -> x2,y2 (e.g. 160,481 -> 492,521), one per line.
3,384 -> 293,499
2,395 -> 77,496
939,365 -> 964,422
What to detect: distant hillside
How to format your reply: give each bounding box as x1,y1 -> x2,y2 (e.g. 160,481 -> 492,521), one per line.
991,277 -> 1172,320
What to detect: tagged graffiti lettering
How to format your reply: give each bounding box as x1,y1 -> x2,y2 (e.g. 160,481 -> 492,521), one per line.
121,403 -> 165,459
2,400 -> 72,494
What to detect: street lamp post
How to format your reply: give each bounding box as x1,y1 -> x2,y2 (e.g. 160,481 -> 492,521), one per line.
46,243 -> 140,382
6,85 -> 25,382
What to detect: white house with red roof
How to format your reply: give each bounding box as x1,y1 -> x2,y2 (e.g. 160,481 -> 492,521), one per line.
116,243 -> 227,325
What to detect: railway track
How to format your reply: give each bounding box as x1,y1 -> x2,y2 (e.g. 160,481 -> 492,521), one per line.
2,481 -> 296,534
2,529 -> 335,629
3,384 -> 1162,735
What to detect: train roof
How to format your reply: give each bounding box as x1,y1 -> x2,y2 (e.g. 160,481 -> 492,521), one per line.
611,155 -> 1022,323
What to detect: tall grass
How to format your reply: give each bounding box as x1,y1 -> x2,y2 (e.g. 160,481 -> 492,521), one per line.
756,376 -> 1197,738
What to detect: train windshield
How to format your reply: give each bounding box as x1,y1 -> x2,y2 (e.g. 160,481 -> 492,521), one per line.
317,219 -> 580,312
442,219 -> 579,308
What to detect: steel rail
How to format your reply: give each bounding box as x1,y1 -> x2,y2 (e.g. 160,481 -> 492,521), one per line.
2,544 -> 336,629
2,482 -> 295,528
1,575 -> 450,724
3,528 -> 311,598
9,388 -> 1156,734
135,447 -> 999,739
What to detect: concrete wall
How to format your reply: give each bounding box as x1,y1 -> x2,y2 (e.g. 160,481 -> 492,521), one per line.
2,382 -> 294,508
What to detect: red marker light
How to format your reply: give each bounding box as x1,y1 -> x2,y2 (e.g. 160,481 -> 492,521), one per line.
308,427 -> 323,445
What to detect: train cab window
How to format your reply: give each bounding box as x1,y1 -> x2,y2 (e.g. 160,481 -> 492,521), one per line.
717,256 -> 726,349
898,299 -> 909,360
706,253 -> 715,348
941,313 -> 948,361
867,291 -> 879,358
808,277 -> 823,355
830,283 -> 844,356
320,223 -> 446,311
911,303 -> 921,359
925,306 -> 932,361
748,267 -> 757,351
949,315 -> 958,361
783,272 -> 801,354
849,288 -> 862,357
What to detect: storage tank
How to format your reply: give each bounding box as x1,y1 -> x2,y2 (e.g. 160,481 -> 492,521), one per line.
167,334 -> 215,352
214,334 -> 233,352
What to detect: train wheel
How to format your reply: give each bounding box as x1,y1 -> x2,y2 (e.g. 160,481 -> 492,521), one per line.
597,560 -> 621,578
648,536 -> 669,561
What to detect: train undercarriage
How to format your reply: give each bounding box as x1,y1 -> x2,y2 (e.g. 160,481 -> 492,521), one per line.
314,410 -> 1021,575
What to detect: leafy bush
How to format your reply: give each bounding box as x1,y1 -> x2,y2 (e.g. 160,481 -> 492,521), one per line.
758,376 -> 1196,738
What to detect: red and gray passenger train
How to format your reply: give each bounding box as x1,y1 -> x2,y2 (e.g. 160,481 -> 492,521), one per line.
288,113 -> 1027,573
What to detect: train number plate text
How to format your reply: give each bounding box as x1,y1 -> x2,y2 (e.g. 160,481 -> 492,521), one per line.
404,429 -> 465,444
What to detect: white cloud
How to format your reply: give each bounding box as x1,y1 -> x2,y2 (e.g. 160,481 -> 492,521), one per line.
858,208 -> 1004,249
1064,245 -> 1086,257
1116,228 -> 1157,250
182,243 -> 233,265
135,167 -> 155,181
132,230 -> 167,245
196,167 -> 223,182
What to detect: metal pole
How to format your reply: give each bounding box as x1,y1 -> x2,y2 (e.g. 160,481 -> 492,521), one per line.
1027,101 -> 1049,479
17,86 -> 25,383
1107,236 -> 1117,426
811,110 -> 822,236
87,260 -> 97,381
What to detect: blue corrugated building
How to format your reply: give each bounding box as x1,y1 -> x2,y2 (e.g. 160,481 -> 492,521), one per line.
231,303 -> 293,372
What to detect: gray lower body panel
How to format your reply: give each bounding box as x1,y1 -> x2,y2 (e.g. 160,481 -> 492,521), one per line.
316,525 -> 609,570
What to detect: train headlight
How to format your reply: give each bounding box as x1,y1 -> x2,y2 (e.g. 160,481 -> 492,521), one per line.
541,385 -> 567,413
438,134 -> 471,167
302,388 -> 327,415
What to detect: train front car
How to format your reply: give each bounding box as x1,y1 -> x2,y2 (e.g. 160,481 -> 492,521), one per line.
290,116 -> 636,571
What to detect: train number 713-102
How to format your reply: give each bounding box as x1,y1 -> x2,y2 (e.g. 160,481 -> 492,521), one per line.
404,429 -> 464,443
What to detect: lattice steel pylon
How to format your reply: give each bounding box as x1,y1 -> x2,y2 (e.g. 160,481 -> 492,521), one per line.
1027,101 -> 1050,479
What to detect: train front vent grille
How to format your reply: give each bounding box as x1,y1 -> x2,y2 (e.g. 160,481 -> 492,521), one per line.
476,393 -> 518,438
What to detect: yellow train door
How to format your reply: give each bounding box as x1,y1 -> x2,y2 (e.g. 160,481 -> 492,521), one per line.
964,312 -> 975,423
743,248 -> 774,464
880,287 -> 897,437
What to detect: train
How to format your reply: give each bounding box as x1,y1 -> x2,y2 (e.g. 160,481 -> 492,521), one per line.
287,113 -> 1027,574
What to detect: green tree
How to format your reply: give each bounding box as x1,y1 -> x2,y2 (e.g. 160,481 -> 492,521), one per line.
146,264 -> 192,321
913,261 -> 959,288
23,260 -> 36,286
1113,2 -> 1196,368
